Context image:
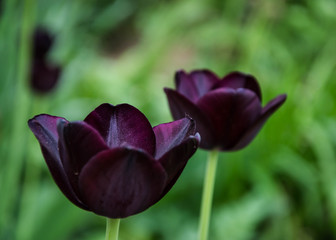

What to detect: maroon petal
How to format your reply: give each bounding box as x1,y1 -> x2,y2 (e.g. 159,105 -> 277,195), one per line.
212,72 -> 262,101
233,94 -> 287,150
164,88 -> 217,149
197,88 -> 262,150
175,70 -> 219,103
78,148 -> 167,218
153,117 -> 197,159
84,103 -> 156,155
28,115 -> 88,210
158,133 -> 200,197
57,120 -> 108,197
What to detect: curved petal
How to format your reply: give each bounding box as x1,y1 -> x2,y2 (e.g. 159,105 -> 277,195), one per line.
57,120 -> 108,196
175,70 -> 219,103
78,148 -> 167,218
158,133 -> 200,197
164,88 -> 217,149
153,117 -> 196,159
212,72 -> 262,101
197,88 -> 262,150
233,94 -> 287,150
84,103 -> 156,155
28,114 -> 88,210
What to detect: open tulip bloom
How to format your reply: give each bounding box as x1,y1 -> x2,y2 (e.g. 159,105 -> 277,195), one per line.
28,103 -> 200,239
165,69 -> 287,240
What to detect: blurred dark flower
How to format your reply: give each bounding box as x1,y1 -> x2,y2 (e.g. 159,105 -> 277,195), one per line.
30,27 -> 61,94
165,70 -> 286,151
28,103 -> 200,218
33,28 -> 54,60
31,59 -> 61,93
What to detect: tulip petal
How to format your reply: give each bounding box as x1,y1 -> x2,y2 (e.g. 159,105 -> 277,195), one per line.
154,117 -> 200,196
79,148 -> 167,218
28,115 -> 88,209
84,103 -> 156,155
164,88 -> 217,149
212,72 -> 262,101
175,70 -> 219,102
158,133 -> 200,197
197,88 -> 262,150
153,117 -> 196,159
57,120 -> 109,196
233,94 -> 287,150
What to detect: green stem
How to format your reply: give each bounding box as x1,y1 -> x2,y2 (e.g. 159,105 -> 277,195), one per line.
198,150 -> 219,240
0,0 -> 35,230
105,218 -> 120,240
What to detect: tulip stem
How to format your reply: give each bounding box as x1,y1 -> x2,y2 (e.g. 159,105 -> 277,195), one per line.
105,218 -> 120,240
198,150 -> 219,240
0,0 -> 35,229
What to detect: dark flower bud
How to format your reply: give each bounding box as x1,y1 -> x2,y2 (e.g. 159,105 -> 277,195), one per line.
165,70 -> 286,151
33,27 -> 54,60
31,59 -> 61,93
28,103 -> 200,218
30,27 -> 61,94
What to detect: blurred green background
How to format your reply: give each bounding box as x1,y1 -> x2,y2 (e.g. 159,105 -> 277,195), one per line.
1,0 -> 336,239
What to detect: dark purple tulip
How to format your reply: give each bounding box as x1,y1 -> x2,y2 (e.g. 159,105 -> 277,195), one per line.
164,70 -> 287,151
28,103 -> 200,218
30,27 -> 61,94
31,59 -> 61,93
33,27 -> 54,60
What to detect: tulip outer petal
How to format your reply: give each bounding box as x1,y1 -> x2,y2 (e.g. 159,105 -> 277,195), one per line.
78,148 -> 167,218
232,94 -> 287,150
28,114 -> 89,210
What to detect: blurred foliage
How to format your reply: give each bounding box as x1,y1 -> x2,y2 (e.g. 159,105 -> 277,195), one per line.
1,0 -> 336,239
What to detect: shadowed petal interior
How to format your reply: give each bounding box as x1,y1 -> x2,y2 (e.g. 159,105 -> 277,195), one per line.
84,103 -> 156,155
175,70 -> 219,102
57,120 -> 109,196
78,148 -> 167,218
212,72 -> 262,101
